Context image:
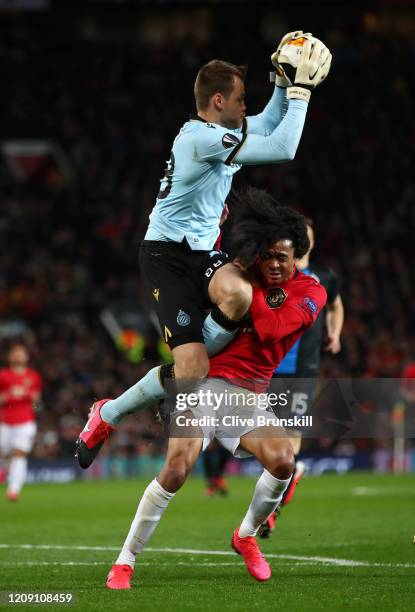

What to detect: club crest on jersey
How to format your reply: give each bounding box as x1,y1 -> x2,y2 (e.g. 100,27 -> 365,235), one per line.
177,310 -> 191,326
266,287 -> 287,309
152,288 -> 160,302
222,133 -> 240,149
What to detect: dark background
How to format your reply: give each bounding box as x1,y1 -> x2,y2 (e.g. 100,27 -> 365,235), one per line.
1,0 -> 414,460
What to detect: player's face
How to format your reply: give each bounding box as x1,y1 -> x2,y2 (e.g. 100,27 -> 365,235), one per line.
8,345 -> 29,368
257,239 -> 295,285
221,77 -> 246,129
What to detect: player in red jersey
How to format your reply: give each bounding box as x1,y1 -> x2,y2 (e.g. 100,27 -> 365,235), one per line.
105,188 -> 326,588
0,344 -> 41,501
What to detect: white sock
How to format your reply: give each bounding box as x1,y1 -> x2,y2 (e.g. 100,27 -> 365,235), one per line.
115,478 -> 175,568
238,470 -> 291,538
8,457 -> 28,495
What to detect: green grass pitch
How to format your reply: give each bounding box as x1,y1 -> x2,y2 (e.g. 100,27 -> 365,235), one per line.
1,473 -> 414,611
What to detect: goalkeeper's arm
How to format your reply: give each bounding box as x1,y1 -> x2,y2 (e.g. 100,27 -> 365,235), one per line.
246,86 -> 288,137
228,98 -> 307,165
245,30 -> 308,137
227,38 -> 332,165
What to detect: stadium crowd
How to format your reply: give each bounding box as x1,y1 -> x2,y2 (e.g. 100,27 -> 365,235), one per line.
1,4 -> 414,460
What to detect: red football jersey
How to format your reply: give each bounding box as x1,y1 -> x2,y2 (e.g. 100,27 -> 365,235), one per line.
209,269 -> 327,391
0,367 -> 41,425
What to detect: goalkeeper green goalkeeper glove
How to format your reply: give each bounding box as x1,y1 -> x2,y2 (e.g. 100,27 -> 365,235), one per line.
270,30 -> 312,87
287,37 -> 332,103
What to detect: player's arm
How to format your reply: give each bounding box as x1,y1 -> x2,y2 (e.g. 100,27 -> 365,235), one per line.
229,37 -> 332,165
194,97 -> 306,166
195,39 -> 331,166
251,284 -> 327,344
246,31 -> 309,136
193,99 -> 306,164
325,294 -> 344,353
323,269 -> 343,353
230,98 -> 307,165
30,372 -> 42,403
246,86 -> 288,136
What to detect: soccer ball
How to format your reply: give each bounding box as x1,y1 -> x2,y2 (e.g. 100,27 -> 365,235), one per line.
278,35 -> 312,83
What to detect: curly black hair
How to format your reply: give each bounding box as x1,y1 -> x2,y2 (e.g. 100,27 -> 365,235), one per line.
225,186 -> 309,270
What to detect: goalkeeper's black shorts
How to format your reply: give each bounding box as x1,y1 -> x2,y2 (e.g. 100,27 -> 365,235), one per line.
139,240 -> 229,350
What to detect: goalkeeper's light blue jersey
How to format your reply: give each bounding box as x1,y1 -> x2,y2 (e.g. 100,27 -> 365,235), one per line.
145,87 -> 308,251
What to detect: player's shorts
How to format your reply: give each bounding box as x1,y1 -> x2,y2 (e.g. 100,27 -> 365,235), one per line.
170,378 -> 280,458
0,421 -> 37,455
270,375 -> 317,433
139,240 -> 229,349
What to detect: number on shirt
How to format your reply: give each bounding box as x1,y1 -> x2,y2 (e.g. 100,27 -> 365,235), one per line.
157,152 -> 175,200
291,392 -> 309,416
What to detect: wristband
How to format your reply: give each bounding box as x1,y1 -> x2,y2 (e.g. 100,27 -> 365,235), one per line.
286,86 -> 311,103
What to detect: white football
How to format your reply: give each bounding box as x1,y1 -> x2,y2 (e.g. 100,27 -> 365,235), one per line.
279,35 -> 313,69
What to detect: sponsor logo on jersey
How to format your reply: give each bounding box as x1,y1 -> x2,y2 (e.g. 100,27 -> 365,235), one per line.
266,287 -> 287,309
302,296 -> 318,314
164,326 -> 172,343
177,310 -> 191,326
205,258 -> 226,278
222,133 -> 240,149
309,67 -> 320,80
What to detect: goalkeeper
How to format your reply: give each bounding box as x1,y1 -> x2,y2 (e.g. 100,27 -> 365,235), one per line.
76,32 -> 332,470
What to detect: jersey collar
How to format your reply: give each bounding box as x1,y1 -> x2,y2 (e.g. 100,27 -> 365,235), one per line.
275,265 -> 298,287
255,264 -> 298,290
189,114 -> 208,122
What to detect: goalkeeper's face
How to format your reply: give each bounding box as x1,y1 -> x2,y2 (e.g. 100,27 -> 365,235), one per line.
220,76 -> 246,129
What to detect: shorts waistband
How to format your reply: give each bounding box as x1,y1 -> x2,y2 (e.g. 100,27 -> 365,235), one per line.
140,239 -> 210,254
